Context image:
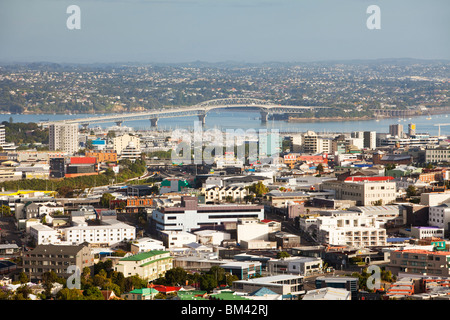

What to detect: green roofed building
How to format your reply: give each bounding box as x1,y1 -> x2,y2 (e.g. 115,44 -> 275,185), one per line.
209,290 -> 251,301
176,290 -> 208,301
114,250 -> 173,281
122,287 -> 159,300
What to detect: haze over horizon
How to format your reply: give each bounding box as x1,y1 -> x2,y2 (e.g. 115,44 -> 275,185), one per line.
0,0 -> 449,64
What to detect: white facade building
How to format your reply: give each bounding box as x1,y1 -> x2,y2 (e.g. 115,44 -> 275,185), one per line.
152,196 -> 264,232
49,123 -> 78,155
313,211 -> 387,248
159,230 -> 197,249
63,220 -> 135,246
112,134 -> 141,156
130,237 -> 166,253
428,203 -> 450,231
30,224 -> 59,245
321,179 -> 397,206
236,218 -> 269,243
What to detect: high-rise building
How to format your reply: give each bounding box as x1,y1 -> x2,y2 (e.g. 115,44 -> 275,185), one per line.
363,131 -> 377,150
408,123 -> 416,137
389,124 -> 403,138
0,125 -> 5,146
49,123 -> 78,155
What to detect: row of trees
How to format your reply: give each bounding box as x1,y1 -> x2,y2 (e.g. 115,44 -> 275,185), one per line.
152,266 -> 240,295
0,159 -> 149,194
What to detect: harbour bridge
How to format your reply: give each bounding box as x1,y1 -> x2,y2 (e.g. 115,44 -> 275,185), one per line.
42,97 -> 330,128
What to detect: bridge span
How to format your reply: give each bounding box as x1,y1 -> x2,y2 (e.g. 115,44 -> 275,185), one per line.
42,98 -> 330,128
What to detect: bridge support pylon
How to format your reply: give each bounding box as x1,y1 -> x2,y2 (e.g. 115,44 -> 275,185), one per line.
260,111 -> 269,123
150,118 -> 158,127
198,114 -> 206,126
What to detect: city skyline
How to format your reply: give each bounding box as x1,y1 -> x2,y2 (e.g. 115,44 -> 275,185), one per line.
0,0 -> 449,64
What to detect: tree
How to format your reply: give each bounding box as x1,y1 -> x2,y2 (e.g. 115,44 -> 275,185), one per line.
100,193 -> 115,208
199,274 -> 217,292
18,272 -> 29,284
406,185 -> 417,198
276,251 -> 291,259
226,274 -> 239,287
82,285 -> 104,300
0,205 -> 11,217
316,163 -> 324,173
164,267 -> 188,286
208,266 -> 226,285
248,181 -> 269,197
56,288 -> 84,300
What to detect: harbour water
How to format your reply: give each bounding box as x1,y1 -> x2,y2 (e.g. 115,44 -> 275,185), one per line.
1,110 -> 450,136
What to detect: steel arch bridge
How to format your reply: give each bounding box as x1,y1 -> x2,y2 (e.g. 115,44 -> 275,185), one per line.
42,97 -> 329,127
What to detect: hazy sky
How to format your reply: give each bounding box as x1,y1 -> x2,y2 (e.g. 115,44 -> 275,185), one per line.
0,0 -> 449,63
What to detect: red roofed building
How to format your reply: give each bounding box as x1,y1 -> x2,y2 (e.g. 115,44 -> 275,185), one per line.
70,156 -> 97,164
344,176 -> 394,182
152,285 -> 181,294
65,156 -> 98,178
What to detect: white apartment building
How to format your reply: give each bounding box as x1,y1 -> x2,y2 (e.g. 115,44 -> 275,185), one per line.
203,186 -> 248,204
30,224 -> 59,245
428,203 -> 450,231
321,179 -> 396,206
112,133 -> 141,155
49,123 -> 79,155
314,211 -> 387,248
302,131 -> 331,154
63,219 -> 135,246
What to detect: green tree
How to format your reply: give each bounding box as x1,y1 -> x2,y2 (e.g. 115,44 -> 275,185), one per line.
406,185 -> 417,198
316,163 -> 324,173
276,251 -> 291,259
0,205 -> 11,217
199,274 -> 217,292
248,181 -> 269,197
83,285 -> 105,300
56,288 -> 84,300
164,267 -> 188,286
100,193 -> 115,208
208,266 -> 226,285
18,272 -> 29,284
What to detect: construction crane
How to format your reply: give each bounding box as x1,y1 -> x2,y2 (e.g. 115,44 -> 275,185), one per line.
434,123 -> 450,136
